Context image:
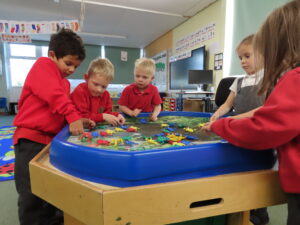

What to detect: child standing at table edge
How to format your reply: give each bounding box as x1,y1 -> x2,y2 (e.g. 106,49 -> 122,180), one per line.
203,1 -> 300,225
13,28 -> 87,225
118,57 -> 162,121
71,58 -> 125,126
211,34 -> 269,225
210,34 -> 265,122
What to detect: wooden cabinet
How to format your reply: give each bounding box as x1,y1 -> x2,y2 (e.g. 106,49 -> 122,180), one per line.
111,98 -> 119,112
183,99 -> 204,112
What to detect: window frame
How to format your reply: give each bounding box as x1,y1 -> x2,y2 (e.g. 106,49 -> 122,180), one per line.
6,43 -> 48,87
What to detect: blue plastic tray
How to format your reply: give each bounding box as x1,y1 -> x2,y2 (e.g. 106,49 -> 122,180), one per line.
50,111 -> 275,187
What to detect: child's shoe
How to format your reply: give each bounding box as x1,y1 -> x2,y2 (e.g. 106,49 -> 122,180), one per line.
250,208 -> 269,225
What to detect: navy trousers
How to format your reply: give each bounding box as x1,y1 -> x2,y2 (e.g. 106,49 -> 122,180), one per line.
287,193 -> 300,225
14,139 -> 63,225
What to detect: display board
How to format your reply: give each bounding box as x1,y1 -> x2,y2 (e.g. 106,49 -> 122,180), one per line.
169,46 -> 206,90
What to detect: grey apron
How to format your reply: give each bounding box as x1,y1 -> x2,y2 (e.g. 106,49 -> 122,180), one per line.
233,77 -> 265,115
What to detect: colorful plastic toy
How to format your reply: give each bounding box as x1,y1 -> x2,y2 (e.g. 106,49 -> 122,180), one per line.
96,139 -> 110,145
139,118 -> 148,124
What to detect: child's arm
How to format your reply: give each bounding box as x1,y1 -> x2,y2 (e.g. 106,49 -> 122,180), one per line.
210,91 -> 235,122
149,86 -> 162,121
119,105 -> 141,117
69,119 -> 84,135
117,114 -> 126,124
81,118 -> 96,129
101,113 -> 125,126
71,87 -> 94,119
27,59 -> 81,126
102,93 -> 120,118
101,114 -> 120,126
118,86 -> 142,117
209,71 -> 300,149
203,107 -> 261,133
100,93 -> 126,125
150,104 -> 161,121
230,106 -> 261,119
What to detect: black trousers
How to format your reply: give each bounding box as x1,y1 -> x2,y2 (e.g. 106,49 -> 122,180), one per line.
287,193 -> 300,225
14,139 -> 63,225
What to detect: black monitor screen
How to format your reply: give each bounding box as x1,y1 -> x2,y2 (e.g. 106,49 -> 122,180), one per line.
188,70 -> 213,84
169,46 -> 205,90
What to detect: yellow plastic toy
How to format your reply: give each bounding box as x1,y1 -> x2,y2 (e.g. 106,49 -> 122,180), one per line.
110,138 -> 124,146
198,123 -> 206,127
115,127 -> 125,132
184,127 -> 195,133
172,142 -> 185,146
146,138 -> 159,145
129,126 -> 139,130
167,134 -> 185,142
105,129 -> 116,135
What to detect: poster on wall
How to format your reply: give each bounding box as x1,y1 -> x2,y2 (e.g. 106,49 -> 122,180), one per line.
175,23 -> 215,54
121,51 -> 128,61
0,34 -> 31,43
0,20 -> 79,34
169,50 -> 191,63
152,51 -> 167,92
214,53 -> 223,70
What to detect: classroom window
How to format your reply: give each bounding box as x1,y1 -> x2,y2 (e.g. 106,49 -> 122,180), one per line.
10,44 -> 36,57
10,58 -> 36,86
7,43 -> 48,87
42,46 -> 49,57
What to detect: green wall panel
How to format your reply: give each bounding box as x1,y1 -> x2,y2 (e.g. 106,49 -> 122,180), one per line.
105,46 -> 140,84
70,44 -> 101,79
230,0 -> 288,75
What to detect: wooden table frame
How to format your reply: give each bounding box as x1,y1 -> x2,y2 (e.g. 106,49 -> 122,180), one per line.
30,145 -> 286,225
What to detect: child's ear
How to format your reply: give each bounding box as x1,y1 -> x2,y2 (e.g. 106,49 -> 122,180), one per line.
151,76 -> 154,81
48,50 -> 56,60
84,73 -> 89,81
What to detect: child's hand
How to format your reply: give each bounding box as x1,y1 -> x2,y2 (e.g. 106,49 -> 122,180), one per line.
210,112 -> 219,122
81,118 -> 96,129
103,113 -> 121,126
117,114 -> 126,125
69,119 -> 84,135
89,119 -> 96,128
131,108 -> 142,117
149,114 -> 158,121
201,121 -> 213,132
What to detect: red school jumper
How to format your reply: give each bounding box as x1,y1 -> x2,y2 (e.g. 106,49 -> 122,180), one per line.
211,67 -> 300,193
13,57 -> 81,145
71,82 -> 119,123
118,83 -> 162,112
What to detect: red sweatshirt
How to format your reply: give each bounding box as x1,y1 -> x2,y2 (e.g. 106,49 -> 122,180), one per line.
118,83 -> 162,112
211,67 -> 300,193
13,57 -> 81,145
71,82 -> 119,123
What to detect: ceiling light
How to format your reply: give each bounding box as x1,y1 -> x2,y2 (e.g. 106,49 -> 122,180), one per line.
79,32 -> 127,39
69,0 -> 187,18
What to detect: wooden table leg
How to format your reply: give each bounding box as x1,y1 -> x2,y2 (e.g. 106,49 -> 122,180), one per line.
227,211 -> 252,225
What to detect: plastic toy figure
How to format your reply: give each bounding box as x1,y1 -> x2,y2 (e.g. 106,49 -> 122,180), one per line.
96,139 -> 110,146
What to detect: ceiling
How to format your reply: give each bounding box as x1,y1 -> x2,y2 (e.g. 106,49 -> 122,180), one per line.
0,0 -> 216,48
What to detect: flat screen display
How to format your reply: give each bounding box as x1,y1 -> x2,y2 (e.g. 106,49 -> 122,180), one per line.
169,46 -> 205,90
188,70 -> 213,84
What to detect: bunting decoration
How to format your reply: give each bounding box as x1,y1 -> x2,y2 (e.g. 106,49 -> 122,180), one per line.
0,34 -> 31,43
0,20 -> 79,35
